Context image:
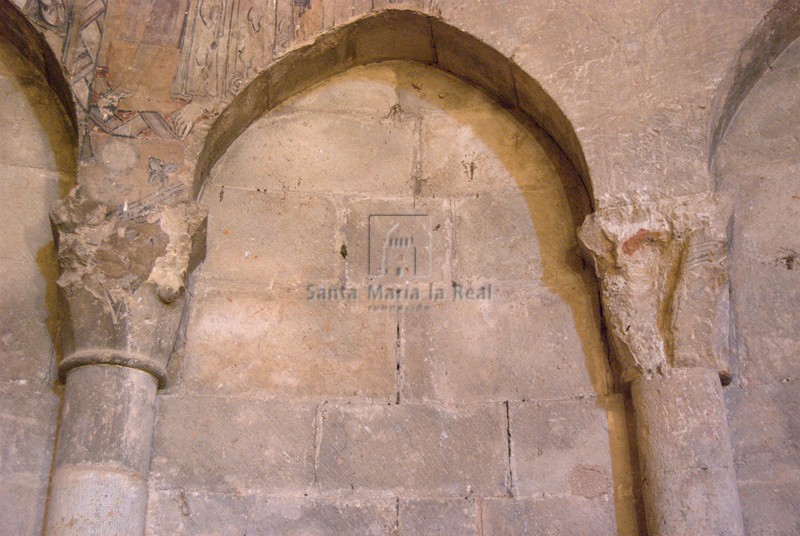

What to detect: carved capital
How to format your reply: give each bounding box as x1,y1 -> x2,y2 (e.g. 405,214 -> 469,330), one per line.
578,193 -> 733,383
51,186 -> 207,384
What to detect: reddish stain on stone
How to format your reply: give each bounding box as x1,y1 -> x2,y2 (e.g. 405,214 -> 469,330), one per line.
622,229 -> 662,255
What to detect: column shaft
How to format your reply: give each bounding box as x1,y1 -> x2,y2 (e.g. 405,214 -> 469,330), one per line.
45,364 -> 158,536
631,367 -> 744,536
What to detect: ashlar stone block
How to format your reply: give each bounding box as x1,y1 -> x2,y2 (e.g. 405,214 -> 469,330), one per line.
248,497 -> 398,536
200,187 -> 340,286
150,395 -> 316,494
482,496 -> 617,536
317,403 -> 508,496
0,384 -> 59,476
210,112 -> 415,195
145,488 -> 249,536
399,498 -> 479,536
509,398 -> 614,498
399,289 -> 601,402
183,285 -> 397,400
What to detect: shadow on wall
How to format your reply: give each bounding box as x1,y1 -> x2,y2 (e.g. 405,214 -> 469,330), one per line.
0,8 -> 78,373
0,0 -> 79,361
0,3 -> 78,534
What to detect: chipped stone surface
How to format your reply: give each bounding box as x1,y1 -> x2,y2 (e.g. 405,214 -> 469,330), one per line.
50,185 -> 207,380
579,193 -> 734,382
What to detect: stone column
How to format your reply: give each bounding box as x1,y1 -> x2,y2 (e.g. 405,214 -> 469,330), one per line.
45,186 -> 206,536
579,193 -> 744,536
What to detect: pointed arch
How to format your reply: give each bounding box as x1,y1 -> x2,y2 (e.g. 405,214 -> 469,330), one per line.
194,10 -> 590,205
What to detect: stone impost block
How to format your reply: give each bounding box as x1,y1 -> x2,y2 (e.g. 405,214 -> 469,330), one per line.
578,193 -> 733,383
50,186 -> 207,384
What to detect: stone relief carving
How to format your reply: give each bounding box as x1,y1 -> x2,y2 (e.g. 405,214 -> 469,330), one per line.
578,193 -> 734,383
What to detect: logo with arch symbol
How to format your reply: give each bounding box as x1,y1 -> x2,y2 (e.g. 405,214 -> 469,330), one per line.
368,214 -> 432,279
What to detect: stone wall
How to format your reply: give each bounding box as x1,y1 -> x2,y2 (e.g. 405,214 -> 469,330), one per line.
0,0 -> 799,534
146,61 -> 639,535
715,37 -> 800,535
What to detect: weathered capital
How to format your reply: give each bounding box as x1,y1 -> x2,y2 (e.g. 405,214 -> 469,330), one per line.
578,193 -> 733,383
50,185 -> 207,384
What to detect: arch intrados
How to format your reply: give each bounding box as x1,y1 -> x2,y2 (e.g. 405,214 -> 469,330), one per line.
0,0 -> 78,139
710,0 -> 800,173
195,10 -> 591,205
